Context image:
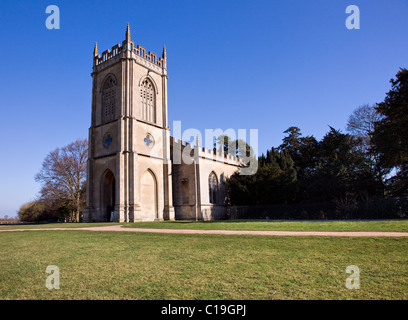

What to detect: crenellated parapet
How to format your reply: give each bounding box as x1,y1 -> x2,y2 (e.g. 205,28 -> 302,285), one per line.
93,24 -> 166,74
170,136 -> 242,167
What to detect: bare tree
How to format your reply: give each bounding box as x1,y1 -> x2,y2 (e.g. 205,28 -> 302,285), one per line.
347,104 -> 386,196
346,104 -> 382,152
35,139 -> 88,222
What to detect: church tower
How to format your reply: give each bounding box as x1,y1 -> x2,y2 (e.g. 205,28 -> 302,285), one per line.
84,25 -> 174,222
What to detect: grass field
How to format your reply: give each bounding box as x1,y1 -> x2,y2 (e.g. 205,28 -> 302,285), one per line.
122,219 -> 408,232
1,220 -> 408,300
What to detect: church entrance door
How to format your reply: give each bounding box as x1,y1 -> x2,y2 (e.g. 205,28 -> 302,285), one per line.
140,170 -> 158,220
101,169 -> 115,222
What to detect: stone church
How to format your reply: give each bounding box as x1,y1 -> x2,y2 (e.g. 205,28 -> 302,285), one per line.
84,25 -> 242,222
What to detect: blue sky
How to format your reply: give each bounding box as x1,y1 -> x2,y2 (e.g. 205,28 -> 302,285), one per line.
0,0 -> 407,217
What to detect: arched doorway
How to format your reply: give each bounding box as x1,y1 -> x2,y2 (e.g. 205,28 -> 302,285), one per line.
140,169 -> 158,220
101,169 -> 115,222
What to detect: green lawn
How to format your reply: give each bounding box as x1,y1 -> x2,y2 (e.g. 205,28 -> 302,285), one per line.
122,219 -> 408,232
1,229 -> 407,299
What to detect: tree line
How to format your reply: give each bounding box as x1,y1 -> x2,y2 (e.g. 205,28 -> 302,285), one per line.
226,68 -> 408,219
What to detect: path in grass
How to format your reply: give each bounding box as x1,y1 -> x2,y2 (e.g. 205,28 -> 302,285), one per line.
2,224 -> 408,237
2,219 -> 408,234
2,220 -> 408,233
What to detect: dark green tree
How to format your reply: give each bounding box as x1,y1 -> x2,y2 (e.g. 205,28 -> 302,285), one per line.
227,148 -> 296,205
278,127 -> 319,202
372,68 -> 408,196
313,127 -> 379,201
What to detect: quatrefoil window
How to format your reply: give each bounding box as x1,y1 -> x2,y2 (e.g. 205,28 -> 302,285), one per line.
144,134 -> 154,148
103,133 -> 113,149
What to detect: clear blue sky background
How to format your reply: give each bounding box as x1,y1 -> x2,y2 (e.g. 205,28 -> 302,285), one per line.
0,0 -> 407,217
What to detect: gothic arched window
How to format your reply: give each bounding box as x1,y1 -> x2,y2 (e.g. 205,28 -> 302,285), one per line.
209,172 -> 218,204
102,76 -> 117,123
140,78 -> 156,123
